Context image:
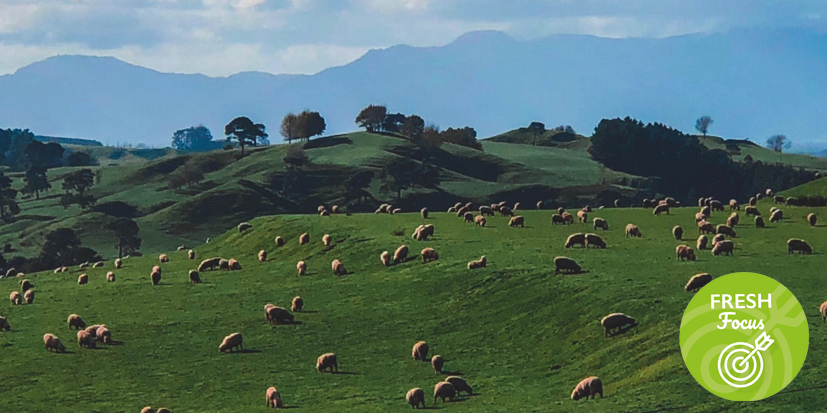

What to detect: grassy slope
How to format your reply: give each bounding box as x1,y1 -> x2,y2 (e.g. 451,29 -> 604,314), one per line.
698,136 -> 827,172
2,199 -> 827,412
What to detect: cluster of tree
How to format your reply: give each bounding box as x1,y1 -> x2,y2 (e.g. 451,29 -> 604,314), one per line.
169,163 -> 205,193
171,126 -> 221,152
225,117 -> 268,156
380,157 -> 440,201
589,117 -> 814,202
280,111 -> 326,143
60,169 -> 96,209
34,228 -> 102,272
355,105 -> 481,151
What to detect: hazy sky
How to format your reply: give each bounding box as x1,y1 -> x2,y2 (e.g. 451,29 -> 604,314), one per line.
0,0 -> 825,76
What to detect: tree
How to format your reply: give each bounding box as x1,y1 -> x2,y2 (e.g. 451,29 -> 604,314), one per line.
0,172 -> 19,220
60,169 -> 96,209
171,125 -> 216,152
355,105 -> 387,132
22,166 -> 50,199
280,113 -> 300,144
695,116 -> 713,136
766,134 -> 791,153
298,111 -> 326,141
67,151 -> 95,167
278,145 -> 309,198
37,228 -> 101,270
441,127 -> 482,150
400,115 -> 425,141
168,163 -> 204,193
528,121 -> 546,146
380,157 -> 440,201
24,141 -> 64,169
382,113 -> 407,133
343,170 -> 374,205
107,218 -> 142,258
225,116 -> 267,156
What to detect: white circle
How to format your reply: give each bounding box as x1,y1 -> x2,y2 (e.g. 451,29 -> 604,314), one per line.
718,342 -> 764,388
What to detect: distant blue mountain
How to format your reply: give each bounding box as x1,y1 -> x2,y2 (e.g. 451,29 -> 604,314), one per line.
1,28 -> 826,147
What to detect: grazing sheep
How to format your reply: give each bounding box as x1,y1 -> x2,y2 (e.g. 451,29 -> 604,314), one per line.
770,209 -> 783,223
141,407 -> 155,413
292,296 -> 304,312
78,263 -> 89,270
766,189 -> 773,196
380,251 -> 391,267
227,258 -> 241,271
727,213 -> 739,227
695,212 -> 707,222
513,202 -> 521,211
676,245 -> 696,261
113,258 -> 123,269
394,245 -> 410,264
238,222 -> 252,233
299,233 -> 310,245
432,355 -> 445,373
643,199 -> 654,208
820,301 -> 827,323
686,273 -> 713,293
157,254 -> 169,264
565,233 -> 587,248
92,261 -> 104,268
653,204 -> 669,215
189,270 -> 202,284
447,207 -> 457,213
150,270 -> 161,285
463,212 -> 474,223
391,208 -> 402,214
554,256 -> 582,274
697,235 -> 709,251
712,240 -> 735,256
412,341 -> 429,361
219,259 -> 230,271
509,215 -> 525,227
433,381 -> 456,405
275,236 -> 285,247
729,199 -> 739,210
186,249 -> 195,260
97,326 -> 111,344
745,206 -> 760,216
198,257 -> 222,272
20,279 -> 34,293
104,271 -> 115,283
711,233 -> 726,245
602,313 -> 637,337
9,291 -> 21,305
475,215 -> 487,227
625,224 -> 642,238
24,289 -> 34,304
571,376 -> 604,401
406,388 -> 426,409
614,199 -> 621,208
698,221 -> 715,235
318,205 -> 326,213
445,376 -> 473,396
787,238 -> 813,254
808,213 -> 817,227
557,207 -> 565,215
421,207 -> 429,219
786,197 -> 800,206
563,212 -> 574,224
77,330 -> 96,349
673,225 -> 683,240
536,200 -> 544,209
0,316 -> 9,331
153,265 -> 162,274
316,353 -> 338,373
258,250 -> 267,263
710,200 -> 724,212
54,267 -> 62,274
43,333 -> 66,353
748,196 -> 757,206
297,261 -> 306,276
416,224 -> 435,240
320,209 -> 330,217
773,195 -> 784,204
716,224 -> 737,238
551,214 -> 567,225
219,332 -> 243,352
331,259 -> 347,276
700,206 -> 712,217
78,274 -> 88,285
755,216 -> 765,228
266,386 -> 284,408
499,206 -> 514,217
467,256 -> 487,270
421,248 -> 439,263
479,206 -> 494,216
585,233 -> 606,249
265,305 -> 294,324
456,206 -> 470,217
577,210 -> 588,223
84,324 -> 104,338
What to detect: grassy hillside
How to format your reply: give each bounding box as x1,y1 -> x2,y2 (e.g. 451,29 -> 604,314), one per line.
0,133 -> 640,260
698,136 -> 827,172
2,200 -> 827,412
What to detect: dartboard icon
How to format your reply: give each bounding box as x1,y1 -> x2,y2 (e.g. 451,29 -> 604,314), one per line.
717,332 -> 774,388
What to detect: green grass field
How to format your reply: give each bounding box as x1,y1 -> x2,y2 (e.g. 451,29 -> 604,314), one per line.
3,197 -> 827,412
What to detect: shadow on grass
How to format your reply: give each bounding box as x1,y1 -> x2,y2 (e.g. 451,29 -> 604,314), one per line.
332,371 -> 358,375
607,324 -> 638,338
299,310 -> 319,314
440,370 -> 463,376
224,349 -> 262,354
107,340 -> 126,346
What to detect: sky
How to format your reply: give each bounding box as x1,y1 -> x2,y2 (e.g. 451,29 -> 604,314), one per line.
0,0 -> 825,77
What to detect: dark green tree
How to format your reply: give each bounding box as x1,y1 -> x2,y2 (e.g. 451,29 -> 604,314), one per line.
37,228 -> 101,270
24,141 -> 64,169
225,116 -> 268,156
107,218 -> 142,258
400,115 -> 425,141
171,125 -> 216,152
440,127 -> 482,150
380,158 -> 440,201
60,169 -> 96,209
382,113 -> 406,133
695,116 -> 713,136
343,170 -> 374,205
67,151 -> 95,167
355,105 -> 387,132
0,172 -> 20,219
298,111 -> 326,141
528,121 -> 546,146
22,166 -> 50,199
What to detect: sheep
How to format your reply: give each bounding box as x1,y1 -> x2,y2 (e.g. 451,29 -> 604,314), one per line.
266,386 -> 284,408
622,224 -> 641,238
766,189 -> 773,196
331,205 -> 340,214
673,225 -> 683,240
770,209 -> 784,223
141,407 -> 155,413
676,245 -> 696,261
565,233 -> 587,248
228,258 -> 242,271
753,216 -> 765,228
445,376 -> 473,396
54,267 -> 62,274
463,212 -> 474,223
786,197 -> 800,206
585,233 -> 606,249
299,233 -> 310,245
447,207 -> 457,213
787,238 -> 812,254
20,279 -> 34,293
318,205 -> 326,213
275,236 -> 285,247
513,202 -> 521,211
151,270 -> 161,285
475,215 -> 487,227
24,289 -> 34,304
43,333 -> 66,353
557,207 -> 565,215
696,235 -> 709,251
258,250 -> 267,262
712,240 -> 735,256
653,204 -> 669,215
78,274 -> 89,285
219,259 -> 230,271
189,270 -> 202,284
316,352 -> 338,373
554,256 -> 581,274
808,213 -> 817,227
380,251 -> 391,267
729,199 -> 739,210
105,271 -> 115,282
412,340 -> 429,360
686,273 -> 713,293
499,206 -> 514,217
188,250 -> 195,260
114,258 -> 123,269
92,261 -> 104,268
320,209 -> 331,217
219,332 -> 243,352
614,199 -> 621,208
97,326 -> 112,344
292,296 -> 304,313
0,316 -> 8,331
748,196 -> 757,206
695,212 -> 707,222
571,376 -> 604,401
431,354 -> 445,374
773,195 -> 784,204
265,305 -> 294,324
536,200 -> 544,210
297,261 -> 306,276
421,207 -> 429,219
576,210 -> 588,224
238,222 -> 252,233
197,257 -> 221,272
416,224 -> 435,240
391,208 -> 402,214
551,214 -> 567,225
479,206 -> 494,216
331,259 -> 347,276
601,313 -> 637,337
716,224 -> 737,238
467,256 -> 487,270
643,199 -> 654,208
153,265 -> 162,274
406,388 -> 426,409
745,206 -> 760,216
433,381 -> 456,405
563,212 -> 574,224
158,254 -> 169,264
821,301 -> 827,323
698,221 -> 715,235
727,213 -> 739,227
9,291 -> 22,305
509,215 -> 525,228
421,248 -> 439,263
78,263 -> 89,270
77,330 -> 96,349
456,206 -> 470,217
710,200 -> 724,212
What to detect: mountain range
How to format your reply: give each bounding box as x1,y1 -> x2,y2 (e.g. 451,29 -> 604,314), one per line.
1,28 -> 826,148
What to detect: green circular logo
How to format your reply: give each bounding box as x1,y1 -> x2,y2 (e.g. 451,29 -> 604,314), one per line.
679,272 -> 808,401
